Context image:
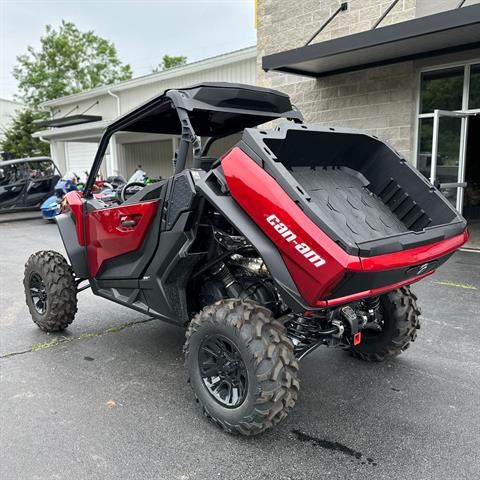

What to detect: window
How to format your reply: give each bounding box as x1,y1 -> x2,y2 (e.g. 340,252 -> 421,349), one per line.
26,161 -> 56,177
420,67 -> 464,114
469,64 -> 480,110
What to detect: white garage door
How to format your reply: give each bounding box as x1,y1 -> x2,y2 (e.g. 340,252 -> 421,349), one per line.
65,142 -> 98,181
122,140 -> 173,180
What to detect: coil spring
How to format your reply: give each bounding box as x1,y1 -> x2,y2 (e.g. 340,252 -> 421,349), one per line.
362,296 -> 380,311
285,315 -> 329,357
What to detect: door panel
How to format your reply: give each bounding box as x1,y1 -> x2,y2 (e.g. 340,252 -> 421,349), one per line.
0,163 -> 28,210
23,175 -> 60,207
86,201 -> 159,277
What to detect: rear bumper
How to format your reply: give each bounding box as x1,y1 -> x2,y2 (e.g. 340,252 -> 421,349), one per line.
319,229 -> 469,306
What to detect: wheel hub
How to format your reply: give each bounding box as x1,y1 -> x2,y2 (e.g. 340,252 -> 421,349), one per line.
198,334 -> 248,408
29,272 -> 47,314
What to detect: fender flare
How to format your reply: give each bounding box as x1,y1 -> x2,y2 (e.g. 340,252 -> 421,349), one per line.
196,170 -> 308,314
56,213 -> 89,279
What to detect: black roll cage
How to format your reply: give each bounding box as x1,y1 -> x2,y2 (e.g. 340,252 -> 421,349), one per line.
83,83 -> 303,198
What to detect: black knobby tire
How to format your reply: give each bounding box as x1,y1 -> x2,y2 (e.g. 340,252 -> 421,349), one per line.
349,287 -> 421,362
24,250 -> 78,332
185,299 -> 299,435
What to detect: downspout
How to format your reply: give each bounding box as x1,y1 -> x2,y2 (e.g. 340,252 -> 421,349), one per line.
107,89 -> 121,117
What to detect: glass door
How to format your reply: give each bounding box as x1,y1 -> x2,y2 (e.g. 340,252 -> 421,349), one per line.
429,109 -> 471,213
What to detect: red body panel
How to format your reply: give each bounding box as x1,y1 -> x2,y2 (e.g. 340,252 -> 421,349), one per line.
222,147 -> 468,306
85,201 -> 158,277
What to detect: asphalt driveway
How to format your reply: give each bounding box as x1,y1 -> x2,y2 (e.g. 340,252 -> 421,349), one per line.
1,218 -> 479,480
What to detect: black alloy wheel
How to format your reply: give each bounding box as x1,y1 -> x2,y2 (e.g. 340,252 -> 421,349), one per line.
29,272 -> 47,314
198,334 -> 248,408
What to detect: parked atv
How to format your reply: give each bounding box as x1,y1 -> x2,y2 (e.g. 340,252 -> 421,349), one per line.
40,172 -> 80,220
24,83 -> 468,435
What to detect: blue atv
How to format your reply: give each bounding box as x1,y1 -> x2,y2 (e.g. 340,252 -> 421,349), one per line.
41,175 -> 79,220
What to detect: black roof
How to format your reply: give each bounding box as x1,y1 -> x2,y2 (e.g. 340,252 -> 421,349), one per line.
105,82 -> 303,138
262,5 -> 480,77
34,115 -> 102,128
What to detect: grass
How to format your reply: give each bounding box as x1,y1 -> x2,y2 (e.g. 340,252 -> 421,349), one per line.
1,317 -> 155,359
434,281 -> 478,290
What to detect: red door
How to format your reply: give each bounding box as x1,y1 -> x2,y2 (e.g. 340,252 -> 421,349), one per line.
85,201 -> 158,277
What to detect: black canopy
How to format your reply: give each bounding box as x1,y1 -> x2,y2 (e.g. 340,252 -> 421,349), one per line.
262,5 -> 480,78
107,82 -> 303,138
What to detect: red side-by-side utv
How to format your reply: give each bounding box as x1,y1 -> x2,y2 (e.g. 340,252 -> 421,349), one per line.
24,83 -> 468,435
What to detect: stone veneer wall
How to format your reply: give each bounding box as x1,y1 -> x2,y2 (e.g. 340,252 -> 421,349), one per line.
257,0 -> 419,160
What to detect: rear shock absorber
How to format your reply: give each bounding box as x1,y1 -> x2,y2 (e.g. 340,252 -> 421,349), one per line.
285,314 -> 339,359
210,262 -> 242,298
362,296 -> 381,322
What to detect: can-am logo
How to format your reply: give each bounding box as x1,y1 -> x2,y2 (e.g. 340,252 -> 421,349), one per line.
266,214 -> 326,268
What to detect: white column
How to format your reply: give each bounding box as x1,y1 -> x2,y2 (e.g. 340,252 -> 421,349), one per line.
107,133 -> 119,177
50,141 -> 67,174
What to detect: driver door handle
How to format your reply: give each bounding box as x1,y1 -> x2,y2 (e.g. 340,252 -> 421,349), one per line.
120,219 -> 137,227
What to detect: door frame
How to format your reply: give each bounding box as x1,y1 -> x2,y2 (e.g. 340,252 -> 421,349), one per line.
415,60 -> 480,214
430,109 -> 474,213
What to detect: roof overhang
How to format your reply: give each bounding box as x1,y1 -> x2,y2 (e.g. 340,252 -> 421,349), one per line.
262,5 -> 480,78
33,120 -> 110,142
34,114 -> 102,128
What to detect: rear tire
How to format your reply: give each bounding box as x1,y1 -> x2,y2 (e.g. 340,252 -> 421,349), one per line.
185,299 -> 299,435
349,287 -> 421,362
24,250 -> 78,332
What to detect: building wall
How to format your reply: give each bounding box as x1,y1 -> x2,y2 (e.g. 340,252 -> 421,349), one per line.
47,49 -> 256,122
257,0 -> 480,161
257,0 -> 418,160
416,0 -> 480,17
0,99 -> 24,143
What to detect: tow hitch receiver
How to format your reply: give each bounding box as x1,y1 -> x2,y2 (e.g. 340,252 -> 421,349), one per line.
340,305 -> 359,333
340,305 -> 362,345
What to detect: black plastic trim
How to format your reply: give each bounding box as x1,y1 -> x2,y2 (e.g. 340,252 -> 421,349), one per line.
56,213 -> 89,278
328,253 -> 452,299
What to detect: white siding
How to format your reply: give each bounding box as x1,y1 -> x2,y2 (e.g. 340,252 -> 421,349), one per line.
0,99 -> 24,144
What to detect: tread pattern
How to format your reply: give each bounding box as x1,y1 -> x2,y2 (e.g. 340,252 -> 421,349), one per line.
291,167 -> 407,244
185,299 -> 299,435
24,250 -> 78,332
349,287 -> 421,362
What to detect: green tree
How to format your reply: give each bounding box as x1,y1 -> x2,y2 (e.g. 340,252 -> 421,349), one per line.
13,20 -> 132,107
152,54 -> 187,73
1,109 -> 50,159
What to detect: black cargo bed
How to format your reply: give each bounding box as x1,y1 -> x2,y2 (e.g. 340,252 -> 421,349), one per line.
240,124 -> 467,256
290,167 -> 407,246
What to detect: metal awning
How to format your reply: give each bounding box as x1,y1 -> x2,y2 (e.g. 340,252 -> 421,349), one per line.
34,114 -> 102,128
262,5 -> 480,78
32,120 -> 110,142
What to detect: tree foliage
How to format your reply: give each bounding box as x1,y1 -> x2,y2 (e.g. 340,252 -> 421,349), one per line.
1,109 -> 50,159
152,54 -> 187,73
13,20 -> 132,107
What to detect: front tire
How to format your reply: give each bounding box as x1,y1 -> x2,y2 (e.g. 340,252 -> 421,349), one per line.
349,287 -> 421,362
185,299 -> 299,435
24,250 -> 78,332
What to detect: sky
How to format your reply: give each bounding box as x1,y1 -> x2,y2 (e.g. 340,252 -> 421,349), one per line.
0,0 -> 256,101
